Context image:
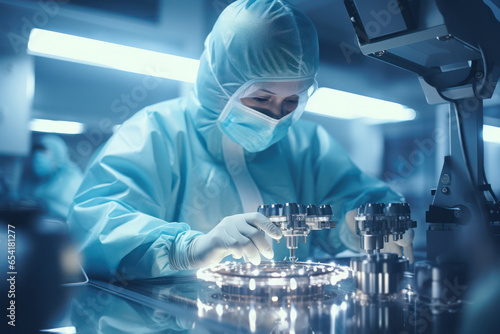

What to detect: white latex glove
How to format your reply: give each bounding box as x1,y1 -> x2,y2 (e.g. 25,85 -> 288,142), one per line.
345,209 -> 415,264
188,213 -> 282,268
389,228 -> 415,264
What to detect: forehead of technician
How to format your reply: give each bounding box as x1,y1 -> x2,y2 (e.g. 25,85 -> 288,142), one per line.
194,0 -> 319,113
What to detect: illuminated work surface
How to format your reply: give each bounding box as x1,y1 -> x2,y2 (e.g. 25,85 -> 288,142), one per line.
45,263 -> 465,334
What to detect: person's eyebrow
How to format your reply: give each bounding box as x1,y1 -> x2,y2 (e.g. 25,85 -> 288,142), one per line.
257,89 -> 276,95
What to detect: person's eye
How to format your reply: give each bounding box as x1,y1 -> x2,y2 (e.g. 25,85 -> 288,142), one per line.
252,97 -> 270,103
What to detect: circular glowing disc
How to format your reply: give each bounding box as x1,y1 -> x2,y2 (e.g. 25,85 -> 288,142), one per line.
197,261 -> 349,302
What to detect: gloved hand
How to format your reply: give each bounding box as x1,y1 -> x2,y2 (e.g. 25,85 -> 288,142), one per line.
188,213 -> 282,268
382,228 -> 415,264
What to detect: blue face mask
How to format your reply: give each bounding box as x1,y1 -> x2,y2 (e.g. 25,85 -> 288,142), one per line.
217,101 -> 295,152
216,78 -> 316,152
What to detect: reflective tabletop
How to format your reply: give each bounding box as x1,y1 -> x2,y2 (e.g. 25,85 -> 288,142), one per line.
45,259 -> 469,334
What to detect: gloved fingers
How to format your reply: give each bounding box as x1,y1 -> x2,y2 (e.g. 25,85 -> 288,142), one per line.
403,244 -> 414,264
393,230 -> 414,263
243,248 -> 262,265
227,233 -> 262,265
239,238 -> 262,265
230,248 -> 243,260
394,228 -> 415,248
222,241 -> 243,261
244,212 -> 282,240
237,222 -> 274,259
381,240 -> 403,257
207,232 -> 243,263
345,209 -> 358,235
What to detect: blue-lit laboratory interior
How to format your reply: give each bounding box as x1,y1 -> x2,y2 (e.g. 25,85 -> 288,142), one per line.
1,0 -> 500,333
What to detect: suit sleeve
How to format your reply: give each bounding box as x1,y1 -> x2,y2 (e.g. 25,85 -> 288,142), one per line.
68,110 -> 202,280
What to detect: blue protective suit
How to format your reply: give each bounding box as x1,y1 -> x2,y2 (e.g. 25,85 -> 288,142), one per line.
68,0 -> 402,279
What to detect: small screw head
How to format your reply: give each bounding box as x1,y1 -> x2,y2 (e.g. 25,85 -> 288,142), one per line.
373,50 -> 386,57
441,186 -> 450,194
476,72 -> 484,78
441,174 -> 451,184
436,34 -> 452,41
454,209 -> 462,218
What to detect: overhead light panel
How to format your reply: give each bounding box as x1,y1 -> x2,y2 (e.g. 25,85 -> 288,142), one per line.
305,88 -> 416,123
28,29 -> 200,83
484,124 -> 500,144
40,327 -> 76,334
30,119 -> 85,135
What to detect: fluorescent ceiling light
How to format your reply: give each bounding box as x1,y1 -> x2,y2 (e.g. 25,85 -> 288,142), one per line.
40,327 -> 76,334
28,29 -> 200,83
305,87 -> 416,123
30,119 -> 85,135
484,125 -> 500,144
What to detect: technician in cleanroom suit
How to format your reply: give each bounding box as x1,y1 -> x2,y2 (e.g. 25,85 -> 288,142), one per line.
22,135 -> 83,219
68,0 -> 414,280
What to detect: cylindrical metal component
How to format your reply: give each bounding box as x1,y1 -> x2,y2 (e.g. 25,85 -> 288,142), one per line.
319,204 -> 333,216
361,235 -> 384,251
401,203 -> 411,214
269,203 -> 282,216
306,204 -> 318,216
350,253 -> 408,297
355,202 -> 416,256
364,203 -> 385,214
414,259 -> 469,303
385,203 -> 403,216
286,236 -> 298,249
283,202 -> 298,215
254,202 -> 343,262
257,204 -> 269,216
